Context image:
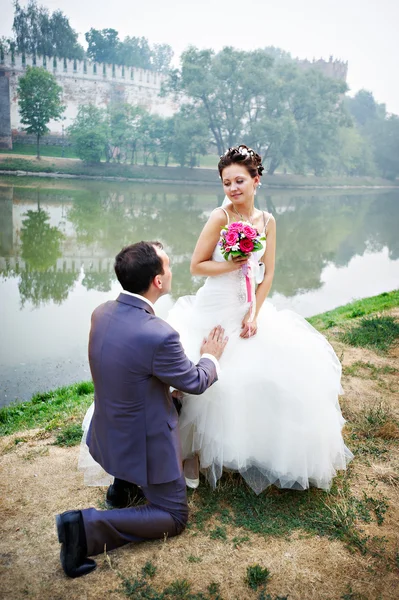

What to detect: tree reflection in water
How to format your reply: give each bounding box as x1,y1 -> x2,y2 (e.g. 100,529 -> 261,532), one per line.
19,205 -> 79,308
0,183 -> 398,308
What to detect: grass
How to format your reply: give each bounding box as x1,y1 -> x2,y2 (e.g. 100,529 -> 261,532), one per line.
341,316 -> 399,352
343,361 -> 398,379
0,381 -> 93,436
118,562 -> 287,599
187,471 -> 389,557
54,422 -> 83,447
307,290 -> 399,331
245,565 -> 271,590
119,569 -> 223,599
0,143 -> 79,159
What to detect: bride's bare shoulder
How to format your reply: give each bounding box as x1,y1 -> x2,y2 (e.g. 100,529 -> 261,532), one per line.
209,206 -> 231,225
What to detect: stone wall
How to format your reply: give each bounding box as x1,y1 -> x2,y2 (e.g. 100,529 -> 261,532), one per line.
0,70 -> 12,149
1,52 -> 178,138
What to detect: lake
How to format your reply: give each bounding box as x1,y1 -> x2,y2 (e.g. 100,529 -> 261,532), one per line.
0,176 -> 398,406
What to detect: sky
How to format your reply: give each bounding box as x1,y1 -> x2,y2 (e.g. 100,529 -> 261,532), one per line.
1,0 -> 399,114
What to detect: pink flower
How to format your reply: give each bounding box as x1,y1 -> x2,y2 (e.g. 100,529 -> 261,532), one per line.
229,222 -> 244,233
225,230 -> 239,246
242,225 -> 258,240
239,238 -> 254,253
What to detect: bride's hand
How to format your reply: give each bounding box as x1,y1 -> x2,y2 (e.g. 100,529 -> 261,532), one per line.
228,254 -> 249,271
240,311 -> 258,338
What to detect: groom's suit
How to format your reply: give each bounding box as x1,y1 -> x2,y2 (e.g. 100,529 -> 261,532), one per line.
81,292 -> 217,556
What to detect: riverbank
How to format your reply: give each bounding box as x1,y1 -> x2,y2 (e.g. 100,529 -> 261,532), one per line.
1,154 -> 398,188
0,291 -> 398,599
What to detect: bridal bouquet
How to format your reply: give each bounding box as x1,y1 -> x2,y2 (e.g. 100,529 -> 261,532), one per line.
219,221 -> 265,260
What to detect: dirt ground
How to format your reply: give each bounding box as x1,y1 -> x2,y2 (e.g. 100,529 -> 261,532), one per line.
1,326 -> 398,600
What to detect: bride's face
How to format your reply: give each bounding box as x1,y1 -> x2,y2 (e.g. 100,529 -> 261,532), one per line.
221,165 -> 258,206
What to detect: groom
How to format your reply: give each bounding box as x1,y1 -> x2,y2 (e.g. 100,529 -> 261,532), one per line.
55,241 -> 228,578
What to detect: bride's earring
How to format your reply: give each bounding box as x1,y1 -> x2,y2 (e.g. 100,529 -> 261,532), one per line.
254,187 -> 257,196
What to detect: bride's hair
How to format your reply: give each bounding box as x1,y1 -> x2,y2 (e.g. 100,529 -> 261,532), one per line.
218,144 -> 264,178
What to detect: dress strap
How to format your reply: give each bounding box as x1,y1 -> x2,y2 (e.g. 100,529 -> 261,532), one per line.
218,207 -> 230,224
262,211 -> 272,233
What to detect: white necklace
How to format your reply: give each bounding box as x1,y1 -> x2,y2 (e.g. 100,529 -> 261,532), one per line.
232,205 -> 256,225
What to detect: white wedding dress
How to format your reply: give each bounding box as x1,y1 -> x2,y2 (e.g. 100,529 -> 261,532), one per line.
167,210 -> 353,494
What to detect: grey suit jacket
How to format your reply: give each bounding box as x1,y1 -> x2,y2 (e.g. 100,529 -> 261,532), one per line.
86,293 -> 217,486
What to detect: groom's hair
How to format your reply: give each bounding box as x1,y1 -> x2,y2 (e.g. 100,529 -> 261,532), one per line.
114,241 -> 164,294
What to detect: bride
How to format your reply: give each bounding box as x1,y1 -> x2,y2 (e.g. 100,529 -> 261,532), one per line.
167,144 -> 353,494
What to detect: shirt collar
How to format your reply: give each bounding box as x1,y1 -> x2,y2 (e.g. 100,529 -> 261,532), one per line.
120,290 -> 155,313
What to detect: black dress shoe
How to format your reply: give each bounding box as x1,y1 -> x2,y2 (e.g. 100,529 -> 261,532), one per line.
56,510 -> 96,578
106,480 -> 145,509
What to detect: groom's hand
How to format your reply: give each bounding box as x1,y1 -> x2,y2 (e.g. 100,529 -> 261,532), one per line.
200,325 -> 228,361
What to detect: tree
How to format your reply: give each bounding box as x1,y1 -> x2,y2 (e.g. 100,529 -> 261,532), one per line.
118,36 -> 152,69
370,115 -> 399,180
345,90 -> 381,126
165,46 -> 347,174
289,69 -> 348,175
346,90 -> 399,180
165,46 -> 274,155
331,127 -> 376,176
12,0 -> 84,59
85,28 -> 120,64
68,105 -> 108,164
172,106 -> 209,168
17,66 -> 65,159
152,43 -> 174,73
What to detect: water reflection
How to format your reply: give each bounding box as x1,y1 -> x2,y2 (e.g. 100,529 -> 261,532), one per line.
0,182 -> 398,307
0,179 -> 398,405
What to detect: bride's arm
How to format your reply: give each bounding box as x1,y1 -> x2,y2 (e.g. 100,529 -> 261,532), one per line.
254,216 -> 276,315
190,210 -> 249,277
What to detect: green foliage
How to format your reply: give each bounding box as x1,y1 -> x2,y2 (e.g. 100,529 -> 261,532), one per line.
54,422 -> 82,447
245,565 -> 271,590
172,106 -> 209,167
85,28 -> 173,72
0,382 -> 93,436
17,66 -> 65,158
341,316 -> 399,352
12,0 -> 84,59
346,90 -> 399,180
68,105 -> 108,164
165,47 -> 347,175
307,290 -> 399,331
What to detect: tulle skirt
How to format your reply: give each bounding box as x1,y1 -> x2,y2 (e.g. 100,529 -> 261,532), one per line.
167,273 -> 353,494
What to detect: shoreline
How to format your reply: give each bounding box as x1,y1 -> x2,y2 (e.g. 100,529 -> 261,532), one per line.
1,169 -> 398,189
1,290 -> 397,414
0,154 -> 398,188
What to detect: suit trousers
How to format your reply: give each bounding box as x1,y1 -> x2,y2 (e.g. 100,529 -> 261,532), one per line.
81,474 -> 188,556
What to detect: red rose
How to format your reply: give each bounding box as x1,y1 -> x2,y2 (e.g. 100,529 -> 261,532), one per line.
239,238 -> 254,253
